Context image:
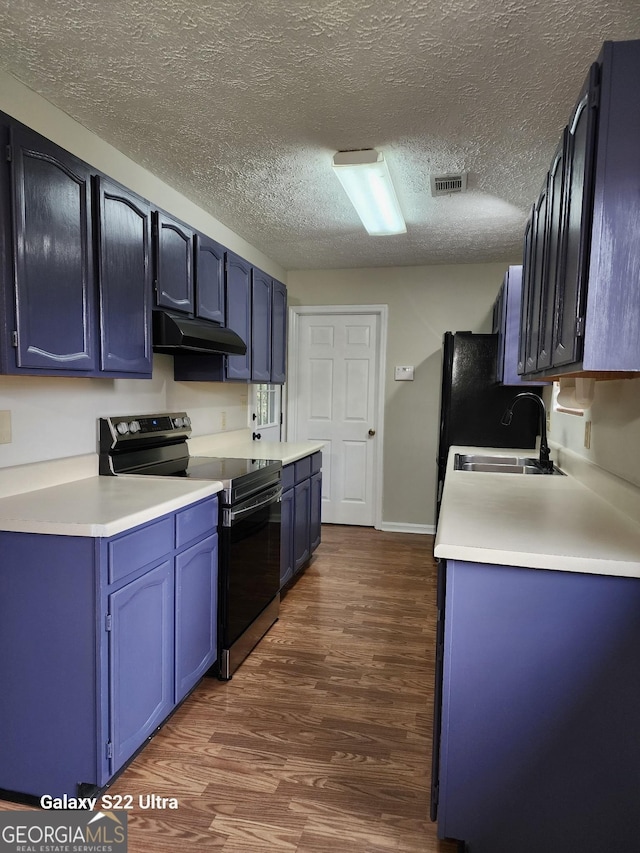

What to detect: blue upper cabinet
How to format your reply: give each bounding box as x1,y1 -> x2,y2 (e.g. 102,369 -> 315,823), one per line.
9,124 -> 97,372
194,232 -> 225,324
271,279 -> 287,385
493,266 -> 547,387
0,118 -> 153,378
524,177 -> 549,375
251,267 -> 272,382
225,251 -> 252,380
95,176 -> 152,376
537,130 -> 567,371
153,210 -> 194,314
552,64 -> 598,371
519,40 -> 640,378
172,263 -> 288,384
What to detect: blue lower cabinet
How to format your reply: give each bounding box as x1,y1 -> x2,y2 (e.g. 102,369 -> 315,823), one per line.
310,471 -> 322,554
175,533 -> 218,703
0,494 -> 218,799
0,533 -> 98,798
434,558 -> 640,852
109,560 -> 175,773
280,487 -> 295,587
294,478 -> 311,572
280,454 -> 322,588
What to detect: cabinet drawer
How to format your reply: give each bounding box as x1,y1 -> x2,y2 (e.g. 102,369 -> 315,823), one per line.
108,516 -> 174,585
176,496 -> 218,549
310,451 -> 322,475
294,455 -> 312,484
281,463 -> 295,491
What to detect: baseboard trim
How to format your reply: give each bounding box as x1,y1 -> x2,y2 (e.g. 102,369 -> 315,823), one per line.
377,522 -> 436,535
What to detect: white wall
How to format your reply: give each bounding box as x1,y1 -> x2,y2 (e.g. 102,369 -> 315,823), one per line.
550,377 -> 640,489
287,262 -> 511,529
0,71 -> 271,469
0,356 -> 249,468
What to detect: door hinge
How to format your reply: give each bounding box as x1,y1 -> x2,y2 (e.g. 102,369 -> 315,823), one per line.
575,316 -> 585,337
5,144 -> 11,163
106,741 -> 113,760
105,614 -> 112,632
11,331 -> 18,348
280,412 -> 283,426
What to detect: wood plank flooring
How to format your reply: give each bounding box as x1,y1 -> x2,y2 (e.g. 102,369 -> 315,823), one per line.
0,525 -> 458,853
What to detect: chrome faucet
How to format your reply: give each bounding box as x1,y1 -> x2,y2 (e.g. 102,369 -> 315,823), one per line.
501,392 -> 552,471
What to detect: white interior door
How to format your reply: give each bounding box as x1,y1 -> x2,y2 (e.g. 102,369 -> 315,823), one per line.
289,307 -> 386,526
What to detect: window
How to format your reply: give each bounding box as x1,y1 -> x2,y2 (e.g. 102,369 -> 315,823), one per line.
251,384 -> 282,440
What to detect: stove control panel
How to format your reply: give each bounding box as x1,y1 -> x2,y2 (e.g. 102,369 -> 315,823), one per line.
99,412 -> 191,449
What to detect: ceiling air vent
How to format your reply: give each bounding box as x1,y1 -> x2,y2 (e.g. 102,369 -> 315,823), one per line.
430,172 -> 468,197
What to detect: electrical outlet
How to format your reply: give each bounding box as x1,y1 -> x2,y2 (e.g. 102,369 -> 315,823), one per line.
221,411 -> 227,430
0,410 -> 11,444
584,420 -> 592,449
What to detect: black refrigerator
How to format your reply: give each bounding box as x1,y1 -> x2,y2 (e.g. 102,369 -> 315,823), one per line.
436,332 -> 542,514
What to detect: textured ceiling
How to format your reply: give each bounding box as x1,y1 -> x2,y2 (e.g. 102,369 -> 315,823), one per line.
0,1 -> 637,270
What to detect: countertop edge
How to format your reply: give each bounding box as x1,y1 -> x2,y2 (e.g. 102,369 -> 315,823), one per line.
0,479 -> 223,538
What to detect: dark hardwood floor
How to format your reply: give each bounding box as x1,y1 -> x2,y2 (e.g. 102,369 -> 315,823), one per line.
1,525 -> 458,853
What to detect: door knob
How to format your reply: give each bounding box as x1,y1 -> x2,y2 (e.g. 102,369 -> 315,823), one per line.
252,432 -> 262,440
368,429 -> 376,437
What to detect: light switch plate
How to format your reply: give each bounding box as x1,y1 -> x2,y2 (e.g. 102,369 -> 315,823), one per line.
394,365 -> 415,381
0,410 -> 11,444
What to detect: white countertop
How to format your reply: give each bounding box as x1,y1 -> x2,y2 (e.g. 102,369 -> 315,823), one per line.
0,476 -> 222,538
0,433 -> 325,537
435,446 -> 640,579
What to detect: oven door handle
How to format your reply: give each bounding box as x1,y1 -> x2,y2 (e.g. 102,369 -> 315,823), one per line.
223,485 -> 282,526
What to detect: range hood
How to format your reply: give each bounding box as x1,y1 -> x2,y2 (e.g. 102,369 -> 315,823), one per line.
152,311 -> 247,356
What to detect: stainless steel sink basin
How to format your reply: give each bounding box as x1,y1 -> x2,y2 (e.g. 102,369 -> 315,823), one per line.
454,453 -> 565,475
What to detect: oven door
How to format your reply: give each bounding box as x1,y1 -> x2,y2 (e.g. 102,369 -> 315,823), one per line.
218,484 -> 281,677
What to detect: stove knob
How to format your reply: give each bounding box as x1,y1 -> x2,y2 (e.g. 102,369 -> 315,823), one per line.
116,421 -> 129,435
183,416 -> 191,428
173,417 -> 184,428
129,420 -> 141,434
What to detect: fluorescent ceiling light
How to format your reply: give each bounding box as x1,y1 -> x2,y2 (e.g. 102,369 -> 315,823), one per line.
332,149 -> 406,236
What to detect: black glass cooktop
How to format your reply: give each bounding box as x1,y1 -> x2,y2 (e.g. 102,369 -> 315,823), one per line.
182,456 -> 280,483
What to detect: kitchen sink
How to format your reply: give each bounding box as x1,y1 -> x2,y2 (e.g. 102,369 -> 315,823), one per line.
454,453 -> 565,475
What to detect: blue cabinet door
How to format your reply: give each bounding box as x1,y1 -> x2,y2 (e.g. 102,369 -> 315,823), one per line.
437,559 -> 640,851
195,232 -> 225,324
524,178 -> 549,375
271,279 -> 287,384
175,533 -> 218,702
108,560 -> 174,773
537,131 -> 567,371
552,64 -> 598,369
294,478 -> 311,573
225,252 -> 252,380
251,268 -> 272,382
280,487 -> 295,588
310,471 -> 322,554
95,176 -> 152,376
10,124 -> 96,372
517,210 -> 534,376
154,210 -> 194,313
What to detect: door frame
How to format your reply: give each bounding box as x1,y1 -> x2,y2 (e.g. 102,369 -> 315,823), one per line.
286,304 -> 388,530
